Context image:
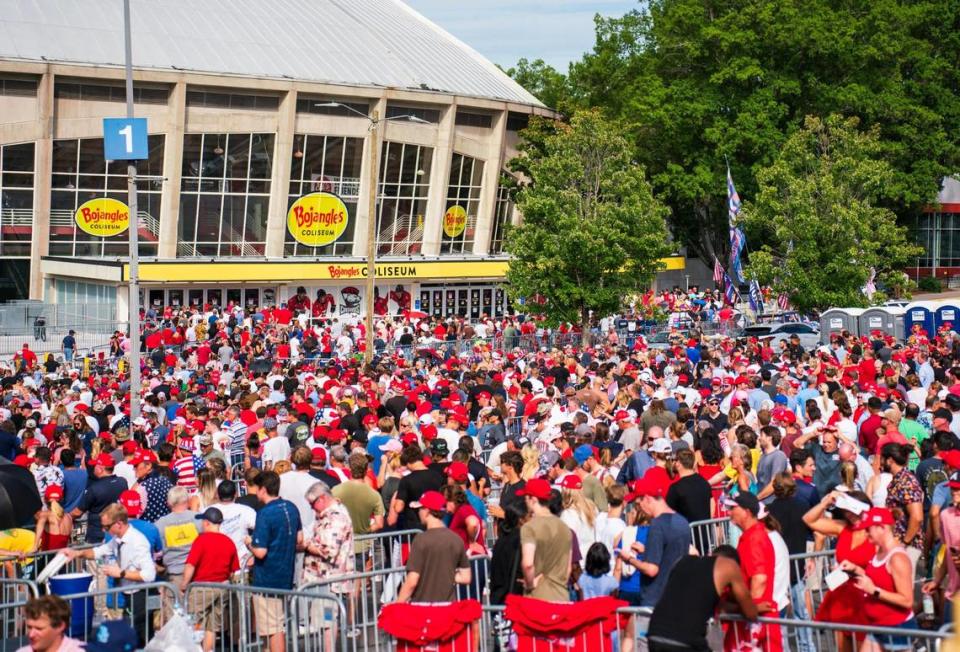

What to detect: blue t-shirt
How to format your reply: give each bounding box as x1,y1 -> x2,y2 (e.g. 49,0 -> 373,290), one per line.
617,525 -> 649,594
466,490 -> 488,522
580,572 -> 619,599
366,435 -> 392,475
251,498 -> 302,590
640,512 -> 691,607
61,468 -> 88,513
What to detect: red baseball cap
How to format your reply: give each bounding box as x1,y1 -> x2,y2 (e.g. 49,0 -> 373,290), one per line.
628,471 -> 669,501
614,410 -> 631,422
940,450 -> 960,470
119,489 -> 143,517
410,490 -> 446,511
445,461 -> 469,483
132,450 -> 157,465
516,477 -> 552,501
476,391 -> 492,401
401,432 -> 420,446
558,474 -> 583,490
311,447 -> 327,464
92,453 -> 115,469
44,484 -> 64,502
121,441 -> 140,455
13,454 -> 33,468
854,507 -> 895,530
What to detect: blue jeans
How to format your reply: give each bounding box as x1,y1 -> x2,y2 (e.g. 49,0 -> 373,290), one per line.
64,348 -> 74,362
781,580 -> 815,652
867,618 -> 918,651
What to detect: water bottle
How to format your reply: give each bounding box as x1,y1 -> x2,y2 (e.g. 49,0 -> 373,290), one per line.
922,593 -> 935,617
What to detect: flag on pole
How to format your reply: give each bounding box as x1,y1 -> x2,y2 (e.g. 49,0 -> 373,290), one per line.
713,257 -> 725,286
863,267 -> 877,300
722,270 -> 740,305
777,293 -> 789,311
727,167 -> 747,283
748,279 -> 764,314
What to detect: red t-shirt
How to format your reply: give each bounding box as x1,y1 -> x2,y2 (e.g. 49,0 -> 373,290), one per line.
859,414 -> 883,453
737,521 -> 775,606
186,531 -> 240,582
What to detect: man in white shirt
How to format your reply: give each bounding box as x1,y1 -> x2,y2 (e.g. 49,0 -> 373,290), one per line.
215,480 -> 257,569
278,446 -> 319,532
260,418 -> 290,471
64,503 -> 156,645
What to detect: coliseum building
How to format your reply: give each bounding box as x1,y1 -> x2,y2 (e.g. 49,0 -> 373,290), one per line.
0,0 -> 682,320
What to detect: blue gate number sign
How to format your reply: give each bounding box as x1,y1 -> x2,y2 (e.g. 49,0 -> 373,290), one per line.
103,118 -> 148,161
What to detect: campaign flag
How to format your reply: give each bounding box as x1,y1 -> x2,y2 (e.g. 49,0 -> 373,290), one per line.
777,293 -> 790,311
727,167 -> 747,283
863,267 -> 877,299
748,279 -> 764,314
723,270 -> 741,305
713,257 -> 725,286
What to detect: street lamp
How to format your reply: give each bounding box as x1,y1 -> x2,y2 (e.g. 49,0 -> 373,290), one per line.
314,102 -> 429,364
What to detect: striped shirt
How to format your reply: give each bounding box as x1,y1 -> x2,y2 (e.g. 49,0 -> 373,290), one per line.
224,419 -> 248,466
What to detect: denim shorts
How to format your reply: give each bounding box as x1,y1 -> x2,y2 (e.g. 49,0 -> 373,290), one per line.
867,618 -> 918,650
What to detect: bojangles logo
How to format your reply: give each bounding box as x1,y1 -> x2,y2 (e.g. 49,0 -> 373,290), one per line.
74,198 -> 130,237
287,192 -> 350,247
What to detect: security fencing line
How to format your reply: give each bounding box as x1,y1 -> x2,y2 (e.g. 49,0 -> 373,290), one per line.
688,516 -> 732,555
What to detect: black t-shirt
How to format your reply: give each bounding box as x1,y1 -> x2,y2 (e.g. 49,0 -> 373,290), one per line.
78,475 -> 127,543
549,366 -> 570,389
395,468 -> 444,530
385,396 -> 408,424
701,411 -> 728,434
236,493 -> 263,512
286,421 -> 311,446
309,469 -> 341,490
499,479 -> 526,516
466,458 -> 490,488
665,473 -> 711,525
768,496 -> 812,582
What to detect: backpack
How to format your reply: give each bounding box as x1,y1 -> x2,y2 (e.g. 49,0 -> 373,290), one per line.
925,463 -> 949,504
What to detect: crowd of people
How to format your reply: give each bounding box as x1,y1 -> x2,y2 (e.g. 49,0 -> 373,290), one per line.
0,293 -> 958,651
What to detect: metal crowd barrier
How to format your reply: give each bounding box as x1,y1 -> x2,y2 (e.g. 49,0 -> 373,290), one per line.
0,544 -> 96,582
185,582 -> 347,652
688,516 -> 732,555
352,529 -> 420,574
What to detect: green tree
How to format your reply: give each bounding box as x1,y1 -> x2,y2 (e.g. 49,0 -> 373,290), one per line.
568,0 -> 960,264
742,115 -> 923,312
503,58 -> 574,114
505,110 -> 671,339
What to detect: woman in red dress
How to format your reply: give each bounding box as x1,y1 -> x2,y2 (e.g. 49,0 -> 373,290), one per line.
803,489 -> 876,652
34,484 -> 73,551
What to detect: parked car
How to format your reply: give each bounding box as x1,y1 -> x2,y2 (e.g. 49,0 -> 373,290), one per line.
741,321 -> 820,348
645,330 -> 690,350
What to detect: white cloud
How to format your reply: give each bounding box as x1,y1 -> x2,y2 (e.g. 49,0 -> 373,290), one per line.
404,0 -> 639,70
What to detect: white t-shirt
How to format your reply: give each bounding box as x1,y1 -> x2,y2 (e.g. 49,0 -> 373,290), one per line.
262,436 -> 291,468
279,470 -> 318,532
561,508 -> 597,561
216,501 -> 257,567
114,461 -> 136,490
594,513 -> 626,557
486,441 -> 508,472
767,530 -> 791,612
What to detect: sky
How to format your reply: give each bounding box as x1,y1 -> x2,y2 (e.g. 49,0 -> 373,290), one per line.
404,1 -> 639,71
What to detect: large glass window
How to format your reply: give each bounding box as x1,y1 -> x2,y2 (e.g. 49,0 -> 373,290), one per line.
376,142 -> 433,256
178,133 -> 274,257
491,177 -> 514,254
285,134 -> 363,256
0,142 -> 35,257
440,153 -> 483,255
50,136 -> 163,257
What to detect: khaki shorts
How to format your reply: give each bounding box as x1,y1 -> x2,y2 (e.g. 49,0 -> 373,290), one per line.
188,587 -> 225,632
253,595 -> 285,637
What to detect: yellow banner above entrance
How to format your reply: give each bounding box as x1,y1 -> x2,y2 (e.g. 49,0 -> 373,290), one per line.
121,257 -> 685,283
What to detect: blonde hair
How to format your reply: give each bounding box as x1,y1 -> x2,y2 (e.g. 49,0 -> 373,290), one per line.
520,445 -> 540,481
562,487 -> 597,528
273,459 -> 292,475
196,469 -> 218,509
47,496 -> 64,521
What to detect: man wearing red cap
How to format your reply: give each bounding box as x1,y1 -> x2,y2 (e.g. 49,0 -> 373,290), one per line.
518,477 -> 571,603
118,489 -> 162,558
71,453 -> 126,544
396,490 -> 471,603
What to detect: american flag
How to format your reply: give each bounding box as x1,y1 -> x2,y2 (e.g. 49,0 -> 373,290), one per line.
723,270 -> 740,305
777,293 -> 789,311
748,279 -> 764,314
727,167 -> 747,283
713,257 -> 725,286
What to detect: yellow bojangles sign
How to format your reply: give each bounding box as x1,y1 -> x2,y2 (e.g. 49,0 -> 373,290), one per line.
74,198 -> 130,237
287,192 -> 349,247
443,205 -> 467,238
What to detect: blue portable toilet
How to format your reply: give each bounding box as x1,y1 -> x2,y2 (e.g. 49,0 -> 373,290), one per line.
935,302 -> 960,333
904,301 -> 938,339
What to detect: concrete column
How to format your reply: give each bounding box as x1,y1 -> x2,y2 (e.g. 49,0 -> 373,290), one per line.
472,110 -> 507,255
352,96 -> 387,258
420,103 -> 456,256
29,70 -> 54,299
157,80 -> 186,259
265,89 -> 297,258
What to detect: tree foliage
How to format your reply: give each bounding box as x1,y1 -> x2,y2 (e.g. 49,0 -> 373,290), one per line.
507,1 -> 960,266
504,110 -> 670,332
741,115 -> 923,312
503,58 -> 574,115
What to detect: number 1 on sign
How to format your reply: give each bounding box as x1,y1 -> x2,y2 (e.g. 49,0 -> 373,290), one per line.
118,124 -> 133,154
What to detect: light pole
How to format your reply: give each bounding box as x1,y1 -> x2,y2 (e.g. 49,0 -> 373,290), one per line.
313,102 -> 428,364
122,0 -> 141,419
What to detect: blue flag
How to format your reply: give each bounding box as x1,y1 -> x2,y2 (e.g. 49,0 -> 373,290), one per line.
727,167 -> 747,283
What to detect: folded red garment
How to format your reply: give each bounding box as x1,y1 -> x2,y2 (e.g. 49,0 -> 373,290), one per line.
378,599 -> 482,644
504,595 -> 628,636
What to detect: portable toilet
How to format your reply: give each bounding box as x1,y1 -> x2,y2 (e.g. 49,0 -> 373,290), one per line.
934,302 -> 960,333
858,306 -> 905,342
904,301 -> 939,339
820,308 -> 864,344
